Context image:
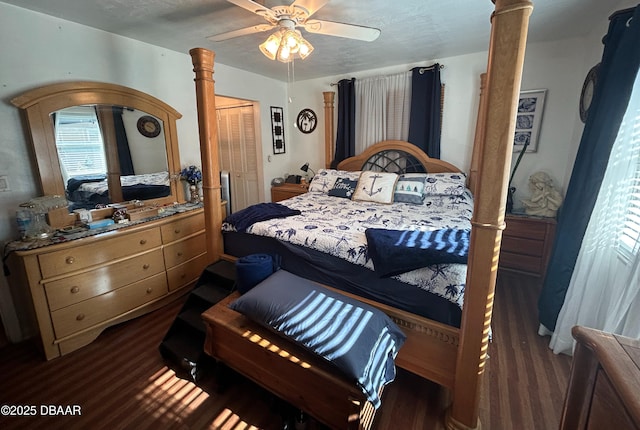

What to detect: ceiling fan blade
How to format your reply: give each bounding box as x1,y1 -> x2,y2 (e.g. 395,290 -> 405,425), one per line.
207,24 -> 273,42
291,0 -> 328,19
303,19 -> 380,42
226,0 -> 277,21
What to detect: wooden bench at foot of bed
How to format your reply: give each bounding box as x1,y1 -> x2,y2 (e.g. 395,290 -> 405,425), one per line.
202,292 -> 380,430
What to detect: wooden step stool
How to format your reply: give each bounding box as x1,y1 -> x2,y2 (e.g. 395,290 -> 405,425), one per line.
201,292 -> 380,430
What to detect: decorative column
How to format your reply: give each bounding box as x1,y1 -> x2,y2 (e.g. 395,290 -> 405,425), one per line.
189,47 -> 223,259
447,1 -> 533,429
323,91 -> 335,169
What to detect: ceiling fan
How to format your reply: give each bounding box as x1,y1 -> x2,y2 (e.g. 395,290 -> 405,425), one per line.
208,0 -> 380,61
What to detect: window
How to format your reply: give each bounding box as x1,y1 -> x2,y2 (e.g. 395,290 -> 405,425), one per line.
53,105 -> 107,185
616,73 -> 640,258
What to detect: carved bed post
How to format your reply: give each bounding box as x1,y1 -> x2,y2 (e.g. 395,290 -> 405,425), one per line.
323,91 -> 335,168
189,47 -> 223,260
469,73 -> 488,196
447,1 -> 533,429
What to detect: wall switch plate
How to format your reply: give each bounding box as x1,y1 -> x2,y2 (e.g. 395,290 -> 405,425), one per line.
0,175 -> 9,192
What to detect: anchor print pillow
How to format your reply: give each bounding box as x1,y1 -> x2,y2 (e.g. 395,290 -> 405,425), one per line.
352,171 -> 399,204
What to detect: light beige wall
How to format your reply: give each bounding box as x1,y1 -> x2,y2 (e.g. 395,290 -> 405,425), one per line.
0,2 -> 287,341
1,1 -> 631,341
285,38 -> 590,210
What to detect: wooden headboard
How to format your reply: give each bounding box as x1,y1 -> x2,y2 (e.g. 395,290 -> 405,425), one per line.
337,140 -> 462,175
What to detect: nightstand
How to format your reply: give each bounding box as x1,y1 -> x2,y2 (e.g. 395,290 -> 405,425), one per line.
499,213 -> 557,277
271,183 -> 309,202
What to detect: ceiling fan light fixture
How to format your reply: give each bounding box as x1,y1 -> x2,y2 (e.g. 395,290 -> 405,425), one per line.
284,29 -> 300,50
298,38 -> 314,59
259,32 -> 282,60
260,28 -> 314,63
277,44 -> 291,62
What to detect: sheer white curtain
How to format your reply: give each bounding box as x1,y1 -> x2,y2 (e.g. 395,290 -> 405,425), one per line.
354,71 -> 411,154
548,70 -> 640,355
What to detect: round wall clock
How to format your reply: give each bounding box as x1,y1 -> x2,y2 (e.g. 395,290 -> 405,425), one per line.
579,63 -> 600,123
137,115 -> 161,138
296,108 -> 317,134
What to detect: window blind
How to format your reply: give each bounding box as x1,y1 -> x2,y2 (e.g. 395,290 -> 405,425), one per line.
53,106 -> 107,181
617,95 -> 640,258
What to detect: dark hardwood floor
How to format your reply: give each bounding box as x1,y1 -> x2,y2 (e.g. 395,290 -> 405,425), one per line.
0,271 -> 571,430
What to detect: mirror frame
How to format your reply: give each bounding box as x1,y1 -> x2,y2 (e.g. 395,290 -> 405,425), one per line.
11,81 -> 185,205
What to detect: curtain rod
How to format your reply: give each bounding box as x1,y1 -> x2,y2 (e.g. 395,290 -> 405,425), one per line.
419,64 -> 444,74
330,64 -> 445,86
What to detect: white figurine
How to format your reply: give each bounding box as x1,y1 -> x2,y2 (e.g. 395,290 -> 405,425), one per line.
521,171 -> 563,218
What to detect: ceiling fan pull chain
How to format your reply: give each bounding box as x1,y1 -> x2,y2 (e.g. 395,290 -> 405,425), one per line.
288,58 -> 295,104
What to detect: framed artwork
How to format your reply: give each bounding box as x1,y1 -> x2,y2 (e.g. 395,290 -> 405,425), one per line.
271,106 -> 285,154
296,108 -> 317,134
514,89 -> 546,153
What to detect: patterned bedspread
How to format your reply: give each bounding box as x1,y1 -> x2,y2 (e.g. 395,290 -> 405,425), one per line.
223,191 -> 473,308
74,171 -> 170,195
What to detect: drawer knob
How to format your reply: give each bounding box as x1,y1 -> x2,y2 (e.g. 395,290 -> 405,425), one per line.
174,229 -> 181,234
65,256 -> 75,264
143,264 -> 150,270
140,239 -> 147,245
76,313 -> 85,321
70,286 -> 80,294
177,252 -> 183,257
146,287 -> 153,294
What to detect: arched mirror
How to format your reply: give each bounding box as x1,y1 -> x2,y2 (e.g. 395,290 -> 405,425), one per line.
11,81 -> 185,209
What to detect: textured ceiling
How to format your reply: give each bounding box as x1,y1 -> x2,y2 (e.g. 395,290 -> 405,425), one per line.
1,0 -> 615,81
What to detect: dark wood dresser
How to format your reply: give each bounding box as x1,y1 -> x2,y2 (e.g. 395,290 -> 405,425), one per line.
271,183 -> 309,202
499,213 -> 556,277
560,326 -> 640,429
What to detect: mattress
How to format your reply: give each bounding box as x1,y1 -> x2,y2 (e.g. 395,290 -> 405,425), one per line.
222,190 -> 473,326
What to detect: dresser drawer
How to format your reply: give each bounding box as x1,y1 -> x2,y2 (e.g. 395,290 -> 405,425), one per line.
51,272 -> 168,338
163,233 -> 207,269
499,214 -> 556,277
39,228 -> 162,279
499,251 -> 542,274
161,212 -> 205,243
504,217 -> 549,238
44,249 -> 165,311
501,236 -> 545,257
166,253 -> 209,291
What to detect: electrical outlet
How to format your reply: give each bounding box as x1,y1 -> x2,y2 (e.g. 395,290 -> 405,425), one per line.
0,175 -> 9,192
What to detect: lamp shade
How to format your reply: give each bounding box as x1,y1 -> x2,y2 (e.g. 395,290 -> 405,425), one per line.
259,32 -> 282,60
300,162 -> 315,177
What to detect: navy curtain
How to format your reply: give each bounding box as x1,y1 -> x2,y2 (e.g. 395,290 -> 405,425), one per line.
538,6 -> 640,332
112,107 -> 134,176
331,78 -> 356,168
408,65 -> 442,158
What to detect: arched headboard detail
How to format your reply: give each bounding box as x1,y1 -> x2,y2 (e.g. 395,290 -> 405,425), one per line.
337,140 -> 461,175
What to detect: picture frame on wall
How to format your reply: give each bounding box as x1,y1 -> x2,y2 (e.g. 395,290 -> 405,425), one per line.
514,89 -> 546,153
271,106 -> 285,154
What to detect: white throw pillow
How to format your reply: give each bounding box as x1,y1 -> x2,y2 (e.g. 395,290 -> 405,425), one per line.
352,171 -> 399,204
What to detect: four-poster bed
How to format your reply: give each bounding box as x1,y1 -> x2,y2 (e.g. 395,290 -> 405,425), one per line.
190,0 -> 534,428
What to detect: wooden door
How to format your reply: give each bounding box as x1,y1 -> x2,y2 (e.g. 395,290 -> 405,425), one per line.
217,105 -> 261,213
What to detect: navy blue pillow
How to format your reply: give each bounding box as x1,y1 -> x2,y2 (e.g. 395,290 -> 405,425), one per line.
228,270 -> 405,408
328,177 -> 358,199
365,228 -> 470,277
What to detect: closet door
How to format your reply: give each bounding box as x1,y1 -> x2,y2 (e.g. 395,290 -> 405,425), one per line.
217,105 -> 260,213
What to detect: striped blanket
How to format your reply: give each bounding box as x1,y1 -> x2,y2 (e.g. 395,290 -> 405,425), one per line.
229,270 -> 406,408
